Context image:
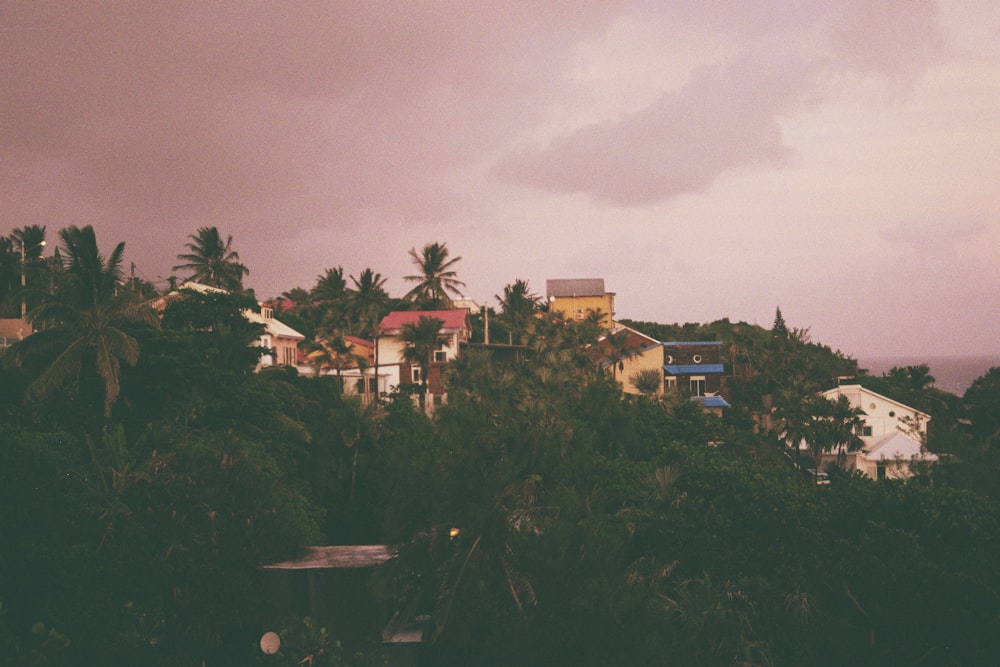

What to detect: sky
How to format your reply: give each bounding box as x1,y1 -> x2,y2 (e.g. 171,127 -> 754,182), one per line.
3,1 -> 999,359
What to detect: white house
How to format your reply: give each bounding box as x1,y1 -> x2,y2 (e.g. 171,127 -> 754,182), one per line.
248,303 -> 305,369
376,309 -> 471,407
151,282 -> 305,371
818,384 -> 937,480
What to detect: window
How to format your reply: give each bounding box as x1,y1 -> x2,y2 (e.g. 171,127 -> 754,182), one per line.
357,377 -> 378,394
411,365 -> 422,383
433,350 -> 447,363
261,306 -> 274,319
692,354 -> 702,363
863,426 -> 872,437
282,346 -> 296,365
689,376 -> 706,396
665,376 -> 677,390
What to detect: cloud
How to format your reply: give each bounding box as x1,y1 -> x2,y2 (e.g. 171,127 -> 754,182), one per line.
493,49 -> 807,206
492,1 -> 946,206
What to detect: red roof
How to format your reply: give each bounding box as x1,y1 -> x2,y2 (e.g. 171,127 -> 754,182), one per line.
346,335 -> 374,349
378,309 -> 470,334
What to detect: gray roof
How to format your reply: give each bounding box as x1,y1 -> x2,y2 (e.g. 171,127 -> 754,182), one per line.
260,545 -> 393,570
546,278 -> 606,298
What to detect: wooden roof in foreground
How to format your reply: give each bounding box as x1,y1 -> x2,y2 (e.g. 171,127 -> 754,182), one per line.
261,545 -> 394,570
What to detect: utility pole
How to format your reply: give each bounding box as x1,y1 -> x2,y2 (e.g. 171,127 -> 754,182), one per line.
20,240 -> 46,319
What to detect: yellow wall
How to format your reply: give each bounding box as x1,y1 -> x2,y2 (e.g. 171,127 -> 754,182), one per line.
550,293 -> 615,329
617,346 -> 664,395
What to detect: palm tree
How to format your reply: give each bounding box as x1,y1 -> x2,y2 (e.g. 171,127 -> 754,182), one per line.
173,227 -> 249,292
401,316 -> 447,410
495,279 -> 539,344
311,266 -> 347,302
630,368 -> 663,397
348,268 -> 389,336
6,225 -> 159,417
11,224 -> 47,260
310,267 -> 351,330
602,328 -> 643,382
303,331 -> 368,386
826,394 -> 867,468
403,242 -> 465,308
775,390 -> 818,468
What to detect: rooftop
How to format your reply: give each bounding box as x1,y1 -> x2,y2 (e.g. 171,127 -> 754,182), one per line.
378,309 -> 471,334
546,278 -> 607,298
261,545 -> 394,570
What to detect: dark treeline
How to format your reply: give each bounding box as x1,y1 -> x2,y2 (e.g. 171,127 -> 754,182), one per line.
2,227 -> 1000,665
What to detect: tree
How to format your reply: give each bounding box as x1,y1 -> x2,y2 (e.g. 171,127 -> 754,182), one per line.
400,316 -> 447,410
312,266 -> 347,302
5,225 -> 158,418
775,390 -> 817,467
403,242 -> 465,308
348,268 -> 390,336
311,267 -> 350,331
772,306 -> 789,339
495,279 -> 539,344
886,364 -> 935,394
172,226 -> 249,292
824,394 -> 867,468
630,368 -> 663,397
964,367 -> 1000,443
601,328 -> 643,383
304,331 -> 368,385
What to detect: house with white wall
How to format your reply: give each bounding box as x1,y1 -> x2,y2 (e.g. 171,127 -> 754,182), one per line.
376,309 -> 471,407
818,384 -> 937,479
151,281 -> 305,371
249,302 -> 305,369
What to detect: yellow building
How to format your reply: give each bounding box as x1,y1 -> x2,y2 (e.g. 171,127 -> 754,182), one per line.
593,325 -> 665,395
545,278 -> 615,329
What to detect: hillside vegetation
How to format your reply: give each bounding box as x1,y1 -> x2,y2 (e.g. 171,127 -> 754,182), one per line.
2,227 -> 999,665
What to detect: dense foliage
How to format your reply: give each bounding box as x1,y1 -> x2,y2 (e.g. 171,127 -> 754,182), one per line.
2,228 -> 1000,665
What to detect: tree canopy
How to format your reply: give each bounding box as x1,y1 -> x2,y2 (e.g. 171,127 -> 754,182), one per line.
4,228 -> 1000,665
173,226 -> 249,292
403,242 -> 465,308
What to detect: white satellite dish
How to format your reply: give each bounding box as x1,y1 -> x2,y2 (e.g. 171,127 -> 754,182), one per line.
260,631 -> 281,655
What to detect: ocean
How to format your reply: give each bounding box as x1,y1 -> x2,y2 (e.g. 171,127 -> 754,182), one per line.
856,355 -> 1000,397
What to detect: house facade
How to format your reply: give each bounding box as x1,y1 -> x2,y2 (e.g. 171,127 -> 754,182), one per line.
150,282 -> 306,371
818,384 -> 936,480
662,341 -> 730,414
594,325 -> 665,396
376,309 -> 471,407
546,278 -> 615,329
250,303 -> 306,369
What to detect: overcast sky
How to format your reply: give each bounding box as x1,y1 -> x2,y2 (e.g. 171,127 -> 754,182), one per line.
3,1 -> 999,358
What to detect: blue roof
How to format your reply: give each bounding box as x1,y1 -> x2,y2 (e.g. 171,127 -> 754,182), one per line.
692,396 -> 731,408
664,364 -> 724,374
